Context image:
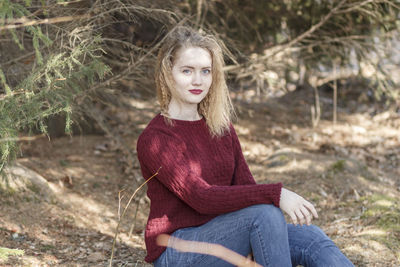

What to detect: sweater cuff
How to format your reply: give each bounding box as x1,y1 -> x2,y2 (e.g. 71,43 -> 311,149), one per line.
272,182 -> 283,208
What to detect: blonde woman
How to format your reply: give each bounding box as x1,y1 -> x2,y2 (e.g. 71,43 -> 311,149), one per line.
137,26 -> 354,267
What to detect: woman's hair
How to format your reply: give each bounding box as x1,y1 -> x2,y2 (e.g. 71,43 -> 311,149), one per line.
155,26 -> 235,137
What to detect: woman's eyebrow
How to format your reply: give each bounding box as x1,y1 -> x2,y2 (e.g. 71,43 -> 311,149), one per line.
180,65 -> 211,69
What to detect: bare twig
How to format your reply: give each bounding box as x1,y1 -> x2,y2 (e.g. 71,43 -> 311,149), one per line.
118,189 -> 125,220
88,19 -> 188,94
109,167 -> 161,267
224,0 -> 348,74
333,60 -> 338,125
311,86 -> 321,128
0,14 -> 91,31
260,0 -> 347,60
128,194 -> 142,238
0,134 -> 47,143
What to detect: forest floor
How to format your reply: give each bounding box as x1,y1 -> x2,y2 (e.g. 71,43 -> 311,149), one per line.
0,87 -> 399,267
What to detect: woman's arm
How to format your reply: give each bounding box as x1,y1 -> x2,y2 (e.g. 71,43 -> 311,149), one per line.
230,124 -> 257,186
137,130 -> 282,215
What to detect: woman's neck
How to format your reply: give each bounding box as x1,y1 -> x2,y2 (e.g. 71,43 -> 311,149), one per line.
167,100 -> 201,121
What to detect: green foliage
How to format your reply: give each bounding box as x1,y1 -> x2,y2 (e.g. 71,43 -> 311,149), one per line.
330,159 -> 346,173
0,0 -> 30,50
0,1 -> 111,173
0,247 -> 24,261
0,69 -> 11,95
361,194 -> 400,257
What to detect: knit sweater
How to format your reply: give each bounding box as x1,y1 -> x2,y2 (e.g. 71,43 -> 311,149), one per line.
136,114 -> 283,263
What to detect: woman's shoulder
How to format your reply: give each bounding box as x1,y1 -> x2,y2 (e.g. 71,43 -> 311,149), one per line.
137,115 -> 188,158
137,114 -> 178,143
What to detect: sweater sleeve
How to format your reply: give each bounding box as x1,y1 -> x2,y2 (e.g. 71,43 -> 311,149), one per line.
230,124 -> 258,186
137,129 -> 282,215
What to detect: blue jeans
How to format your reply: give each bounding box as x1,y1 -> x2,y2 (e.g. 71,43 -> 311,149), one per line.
154,205 -> 354,267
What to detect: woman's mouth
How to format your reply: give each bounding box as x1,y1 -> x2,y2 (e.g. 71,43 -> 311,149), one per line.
189,89 -> 203,95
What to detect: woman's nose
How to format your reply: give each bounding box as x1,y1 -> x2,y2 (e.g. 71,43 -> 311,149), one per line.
192,71 -> 202,85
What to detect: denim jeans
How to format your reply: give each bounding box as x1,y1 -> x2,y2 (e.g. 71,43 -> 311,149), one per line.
154,204 -> 354,267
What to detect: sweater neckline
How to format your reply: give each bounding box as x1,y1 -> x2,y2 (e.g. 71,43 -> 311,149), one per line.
158,113 -> 205,126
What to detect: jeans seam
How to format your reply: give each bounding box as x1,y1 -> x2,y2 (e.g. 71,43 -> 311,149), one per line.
253,220 -> 270,267
309,239 -> 339,266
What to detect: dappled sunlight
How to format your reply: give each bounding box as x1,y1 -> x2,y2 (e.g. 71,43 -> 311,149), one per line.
128,99 -> 151,110
355,175 -> 393,193
343,238 -> 395,264
268,158 -> 316,173
374,199 -> 395,208
318,112 -> 400,149
241,141 -> 273,158
367,239 -> 392,252
356,228 -> 387,237
61,192 -> 115,219
2,82 -> 399,267
234,125 -> 251,135
236,96 -> 400,266
11,255 -> 47,267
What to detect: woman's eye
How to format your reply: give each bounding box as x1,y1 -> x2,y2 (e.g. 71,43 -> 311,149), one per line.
182,69 -> 191,74
202,69 -> 211,74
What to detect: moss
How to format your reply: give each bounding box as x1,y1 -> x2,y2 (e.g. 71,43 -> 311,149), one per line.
59,159 -> 70,167
279,155 -> 289,161
0,247 -> 24,261
40,244 -> 55,252
377,211 -> 400,231
26,182 -> 41,195
330,159 -> 346,173
361,194 -> 400,255
0,184 -> 16,197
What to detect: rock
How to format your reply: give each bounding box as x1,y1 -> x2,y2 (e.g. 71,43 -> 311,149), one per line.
2,163 -> 55,201
11,232 -> 25,241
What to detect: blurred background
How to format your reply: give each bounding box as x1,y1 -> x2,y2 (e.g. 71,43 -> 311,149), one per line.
1,0 -> 399,266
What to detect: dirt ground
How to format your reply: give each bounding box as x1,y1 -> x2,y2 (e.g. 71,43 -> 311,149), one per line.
1,87 -> 399,267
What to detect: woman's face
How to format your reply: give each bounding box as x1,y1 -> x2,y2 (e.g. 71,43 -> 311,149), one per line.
170,46 -> 212,108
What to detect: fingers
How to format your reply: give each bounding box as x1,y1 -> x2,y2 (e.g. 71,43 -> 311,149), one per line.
280,187 -> 319,226
287,210 -> 298,225
294,208 -> 305,225
300,205 -> 312,225
294,202 -> 318,226
304,200 -> 319,219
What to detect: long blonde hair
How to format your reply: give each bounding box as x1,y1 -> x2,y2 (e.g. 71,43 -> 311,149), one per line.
155,26 -> 235,137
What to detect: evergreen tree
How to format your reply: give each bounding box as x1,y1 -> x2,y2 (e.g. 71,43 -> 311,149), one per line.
0,0 -> 110,172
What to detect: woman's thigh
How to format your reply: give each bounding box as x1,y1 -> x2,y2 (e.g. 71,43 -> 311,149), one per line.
154,204 -> 287,267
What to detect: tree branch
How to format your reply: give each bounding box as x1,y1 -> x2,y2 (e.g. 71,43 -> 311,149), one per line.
0,14 -> 91,32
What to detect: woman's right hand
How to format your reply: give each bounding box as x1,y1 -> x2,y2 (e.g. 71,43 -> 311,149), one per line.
279,188 -> 318,226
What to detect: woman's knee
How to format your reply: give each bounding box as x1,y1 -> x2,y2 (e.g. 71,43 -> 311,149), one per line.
244,204 -> 286,227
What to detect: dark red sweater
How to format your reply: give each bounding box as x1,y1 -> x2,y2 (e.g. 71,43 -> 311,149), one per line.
136,114 -> 282,263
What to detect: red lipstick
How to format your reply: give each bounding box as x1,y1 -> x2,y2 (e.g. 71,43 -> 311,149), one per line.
189,89 -> 203,95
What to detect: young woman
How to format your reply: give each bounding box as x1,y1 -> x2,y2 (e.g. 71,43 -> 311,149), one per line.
137,26 -> 354,267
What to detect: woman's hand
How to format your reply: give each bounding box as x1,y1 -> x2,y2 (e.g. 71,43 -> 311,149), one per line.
279,188 -> 318,226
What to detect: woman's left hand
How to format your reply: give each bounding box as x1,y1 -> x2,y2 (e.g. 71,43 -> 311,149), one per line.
279,188 -> 319,226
